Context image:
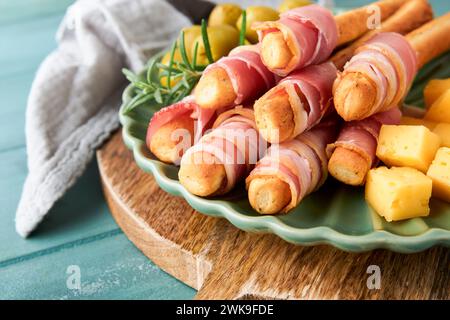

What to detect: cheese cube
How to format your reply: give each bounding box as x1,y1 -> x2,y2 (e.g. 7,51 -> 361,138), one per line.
400,116 -> 437,130
424,78 -> 450,108
377,125 -> 441,173
427,147 -> 450,202
366,167 -> 432,221
433,123 -> 450,148
425,89 -> 450,123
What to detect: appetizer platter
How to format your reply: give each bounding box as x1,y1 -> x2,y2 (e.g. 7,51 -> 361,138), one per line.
118,0 -> 450,253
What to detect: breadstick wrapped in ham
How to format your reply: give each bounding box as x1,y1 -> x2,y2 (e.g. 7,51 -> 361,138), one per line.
334,13 -> 450,121
327,107 -> 402,186
331,0 -> 433,70
246,116 -> 338,214
254,0 -> 408,76
194,45 -> 276,110
254,62 -> 336,143
146,96 -> 216,164
179,106 -> 265,197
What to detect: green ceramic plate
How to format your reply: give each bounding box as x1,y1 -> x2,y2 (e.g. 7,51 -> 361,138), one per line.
119,52 -> 450,253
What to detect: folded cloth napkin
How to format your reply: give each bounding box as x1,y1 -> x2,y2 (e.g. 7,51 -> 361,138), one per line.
16,0 -> 278,237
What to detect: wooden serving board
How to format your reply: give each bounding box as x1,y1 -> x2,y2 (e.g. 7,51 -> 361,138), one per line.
97,130 -> 449,300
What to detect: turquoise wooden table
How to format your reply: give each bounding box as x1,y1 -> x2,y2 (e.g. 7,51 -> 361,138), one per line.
0,0 -> 448,300
0,0 -> 195,299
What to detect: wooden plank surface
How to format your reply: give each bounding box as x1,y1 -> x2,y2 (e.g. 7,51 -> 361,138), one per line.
98,131 -> 450,300
0,0 -> 195,299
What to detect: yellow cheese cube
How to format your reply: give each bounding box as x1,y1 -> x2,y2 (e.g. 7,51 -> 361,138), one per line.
377,125 -> 441,173
366,167 -> 432,221
424,78 -> 450,108
400,116 -> 437,130
425,89 -> 450,123
427,147 -> 450,202
433,123 -> 450,148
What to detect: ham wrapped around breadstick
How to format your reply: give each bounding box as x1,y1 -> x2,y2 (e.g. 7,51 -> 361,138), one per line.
194,45 -> 276,110
254,0 -> 408,76
254,62 -> 337,143
246,116 -> 338,214
146,96 -> 216,164
334,12 -> 450,121
331,0 -> 433,70
327,107 -> 402,186
179,106 -> 265,197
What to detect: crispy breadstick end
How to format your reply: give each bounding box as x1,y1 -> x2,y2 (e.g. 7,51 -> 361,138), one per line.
149,114 -> 194,164
331,0 -> 433,70
194,67 -> 237,110
260,31 -> 293,70
178,152 -> 227,197
407,12 -> 450,69
333,72 -> 377,121
248,177 -> 291,214
328,147 -> 371,186
335,0 -> 408,46
254,89 -> 295,143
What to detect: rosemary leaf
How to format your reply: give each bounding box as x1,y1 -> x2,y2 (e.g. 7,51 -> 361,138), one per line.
122,68 -> 139,83
179,30 -> 192,70
192,41 -> 199,69
201,19 -> 214,64
167,41 -> 177,89
154,88 -> 163,104
239,10 -> 247,46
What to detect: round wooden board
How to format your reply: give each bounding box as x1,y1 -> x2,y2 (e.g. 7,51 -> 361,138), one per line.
96,130 -> 449,300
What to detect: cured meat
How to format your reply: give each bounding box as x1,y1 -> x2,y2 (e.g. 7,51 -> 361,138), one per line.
196,45 -> 276,109
147,97 -> 214,146
333,32 -> 417,120
179,106 -> 266,196
326,107 -> 402,185
246,116 -> 338,214
254,62 -> 337,143
254,4 -> 338,76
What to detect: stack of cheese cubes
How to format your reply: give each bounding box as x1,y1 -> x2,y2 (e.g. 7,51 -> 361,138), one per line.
366,78 -> 450,222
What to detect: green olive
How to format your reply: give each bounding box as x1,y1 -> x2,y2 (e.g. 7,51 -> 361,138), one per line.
278,0 -> 312,13
159,51 -> 182,87
236,6 -> 279,44
208,3 -> 242,27
159,25 -> 202,86
193,25 -> 240,66
179,25 -> 202,61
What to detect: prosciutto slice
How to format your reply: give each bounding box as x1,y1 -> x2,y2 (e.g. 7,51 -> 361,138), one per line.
246,116 -> 338,213
326,107 -> 402,168
259,62 -> 337,141
146,96 -> 216,154
203,45 -> 276,106
340,32 -> 417,115
254,4 -> 338,76
180,106 -> 265,194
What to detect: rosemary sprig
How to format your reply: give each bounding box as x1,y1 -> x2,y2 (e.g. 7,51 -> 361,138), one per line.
122,29 -> 209,114
121,12 -> 248,115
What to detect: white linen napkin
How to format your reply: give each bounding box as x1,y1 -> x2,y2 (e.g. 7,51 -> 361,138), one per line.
16,0 -> 281,237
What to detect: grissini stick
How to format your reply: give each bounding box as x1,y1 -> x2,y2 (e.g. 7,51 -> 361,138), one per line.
326,107 -> 402,186
254,62 -> 337,143
254,0 -> 408,76
252,2 -> 432,145
246,116 -> 338,214
331,0 -> 433,70
333,12 -> 450,121
194,45 -> 276,110
179,106 -> 265,197
146,96 -> 215,164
